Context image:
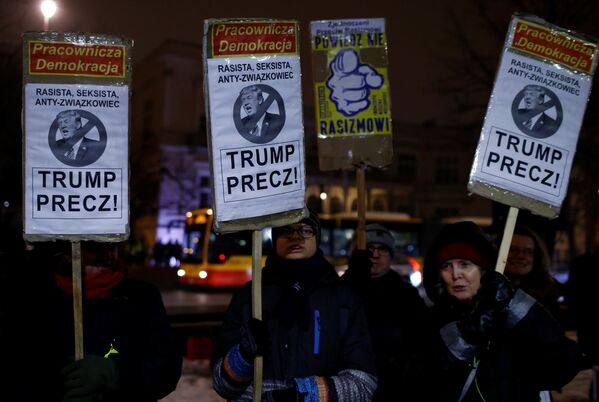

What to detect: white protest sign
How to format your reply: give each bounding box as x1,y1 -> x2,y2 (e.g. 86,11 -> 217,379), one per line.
204,20 -> 305,230
24,83 -> 129,235
469,15 -> 598,218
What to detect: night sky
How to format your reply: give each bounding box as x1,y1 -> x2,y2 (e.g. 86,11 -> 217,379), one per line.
1,0 -> 465,124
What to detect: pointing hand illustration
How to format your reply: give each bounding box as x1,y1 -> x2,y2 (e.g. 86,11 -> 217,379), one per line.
326,49 -> 383,116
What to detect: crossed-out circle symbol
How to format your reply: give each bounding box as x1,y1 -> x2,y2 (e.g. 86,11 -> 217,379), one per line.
511,86 -> 563,139
233,84 -> 286,144
48,109 -> 107,167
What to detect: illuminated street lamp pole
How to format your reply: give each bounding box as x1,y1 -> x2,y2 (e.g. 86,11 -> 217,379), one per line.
40,0 -> 57,31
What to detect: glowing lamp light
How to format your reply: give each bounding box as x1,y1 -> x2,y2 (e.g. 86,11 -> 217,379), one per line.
199,271 -> 208,279
320,192 -> 327,200
40,0 -> 57,30
218,254 -> 226,262
177,269 -> 186,277
410,271 -> 422,288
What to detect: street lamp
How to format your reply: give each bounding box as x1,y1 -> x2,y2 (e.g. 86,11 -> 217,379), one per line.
40,0 -> 57,31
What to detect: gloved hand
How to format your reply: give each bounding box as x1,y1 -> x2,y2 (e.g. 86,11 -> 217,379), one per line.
61,355 -> 118,399
458,271 -> 514,345
458,305 -> 497,346
479,271 -> 514,313
263,387 -> 301,402
239,318 -> 269,360
343,249 -> 373,289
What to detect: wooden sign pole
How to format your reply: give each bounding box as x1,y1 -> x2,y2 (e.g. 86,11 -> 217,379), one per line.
251,230 -> 263,401
495,206 -> 519,274
71,241 -> 84,360
356,167 -> 367,250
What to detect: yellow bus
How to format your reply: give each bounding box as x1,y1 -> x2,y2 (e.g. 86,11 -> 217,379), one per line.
178,208 -> 424,288
177,208 -> 268,288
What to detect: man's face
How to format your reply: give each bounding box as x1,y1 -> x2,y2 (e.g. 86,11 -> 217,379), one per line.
506,234 -> 535,276
57,114 -> 80,140
367,242 -> 392,278
241,91 -> 262,117
275,224 -> 318,260
522,89 -> 543,110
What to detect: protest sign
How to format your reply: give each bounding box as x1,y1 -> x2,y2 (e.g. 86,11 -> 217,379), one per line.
23,32 -> 132,241
310,18 -> 393,171
204,19 -> 306,233
468,14 -> 598,219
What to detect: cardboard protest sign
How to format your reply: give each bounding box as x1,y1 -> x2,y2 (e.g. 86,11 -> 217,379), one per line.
23,32 -> 132,241
203,19 -> 306,233
468,14 -> 598,218
310,18 -> 393,171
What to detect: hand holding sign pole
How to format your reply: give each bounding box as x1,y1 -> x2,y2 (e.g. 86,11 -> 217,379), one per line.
23,31 -> 132,361
204,19 -> 306,401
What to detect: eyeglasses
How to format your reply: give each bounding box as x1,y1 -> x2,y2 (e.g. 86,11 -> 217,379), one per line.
509,246 -> 534,256
276,225 -> 316,239
368,245 -> 390,256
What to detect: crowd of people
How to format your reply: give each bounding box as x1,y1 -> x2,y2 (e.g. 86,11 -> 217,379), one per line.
2,208 -> 597,402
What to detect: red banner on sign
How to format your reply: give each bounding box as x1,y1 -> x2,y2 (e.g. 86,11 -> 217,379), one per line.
211,21 -> 298,57
512,20 -> 596,73
29,41 -> 126,78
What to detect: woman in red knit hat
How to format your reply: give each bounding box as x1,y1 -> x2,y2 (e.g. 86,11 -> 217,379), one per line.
423,221 -> 582,402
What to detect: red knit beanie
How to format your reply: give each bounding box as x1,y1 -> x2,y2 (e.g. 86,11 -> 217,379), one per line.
437,242 -> 488,268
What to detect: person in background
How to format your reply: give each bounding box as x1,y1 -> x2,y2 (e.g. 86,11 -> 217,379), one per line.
5,241 -> 182,402
343,223 -> 435,402
212,210 -> 377,401
423,221 -> 582,402
567,247 -> 599,402
504,225 -> 561,319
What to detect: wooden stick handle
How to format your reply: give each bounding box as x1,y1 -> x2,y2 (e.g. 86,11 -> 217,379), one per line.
251,230 -> 263,401
72,241 -> 84,360
495,207 -> 519,274
356,168 -> 366,250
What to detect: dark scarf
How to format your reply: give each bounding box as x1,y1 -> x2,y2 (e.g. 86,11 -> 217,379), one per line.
264,249 -> 335,330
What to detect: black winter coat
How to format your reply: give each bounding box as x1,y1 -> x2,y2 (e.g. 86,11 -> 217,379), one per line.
430,290 -> 582,402
5,277 -> 181,402
360,272 -> 436,402
212,250 -> 377,401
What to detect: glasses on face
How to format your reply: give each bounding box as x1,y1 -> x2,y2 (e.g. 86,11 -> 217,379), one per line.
276,225 -> 316,239
509,246 -> 534,256
367,245 -> 390,256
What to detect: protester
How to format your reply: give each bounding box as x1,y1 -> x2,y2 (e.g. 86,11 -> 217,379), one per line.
343,223 -> 435,402
504,225 -> 561,318
4,241 -> 181,402
567,247 -> 599,401
212,210 -> 377,401
423,221 -> 582,402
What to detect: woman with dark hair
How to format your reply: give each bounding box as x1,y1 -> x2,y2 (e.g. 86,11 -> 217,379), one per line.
504,225 -> 561,318
423,221 -> 582,402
